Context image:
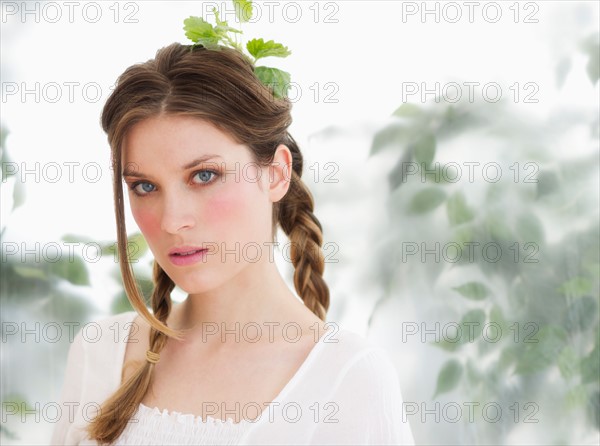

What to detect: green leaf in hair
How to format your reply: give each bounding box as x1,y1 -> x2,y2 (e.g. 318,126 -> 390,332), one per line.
182,1 -> 292,98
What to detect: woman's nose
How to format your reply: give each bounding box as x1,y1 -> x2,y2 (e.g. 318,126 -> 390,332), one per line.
160,193 -> 196,233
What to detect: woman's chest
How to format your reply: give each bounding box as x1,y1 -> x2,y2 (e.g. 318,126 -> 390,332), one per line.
140,338 -> 314,423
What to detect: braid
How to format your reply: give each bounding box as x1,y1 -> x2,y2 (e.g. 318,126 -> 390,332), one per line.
276,135 -> 330,321
86,262 -> 175,444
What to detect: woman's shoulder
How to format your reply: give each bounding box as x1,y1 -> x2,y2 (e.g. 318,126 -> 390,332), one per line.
321,326 -> 396,365
71,310 -> 139,370
310,325 -> 401,385
74,310 -> 138,345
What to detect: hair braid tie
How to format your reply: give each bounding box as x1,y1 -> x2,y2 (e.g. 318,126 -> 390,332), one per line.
145,350 -> 160,364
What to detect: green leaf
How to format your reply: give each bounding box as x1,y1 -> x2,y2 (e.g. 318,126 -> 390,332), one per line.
557,346 -> 579,379
254,66 -> 290,99
536,170 -> 560,198
564,296 -> 598,332
183,16 -> 220,47
587,390 -> 600,429
127,232 -> 149,262
247,38 -> 291,61
408,188 -> 446,214
459,309 -> 486,344
13,265 -> 47,280
489,304 -> 508,333
370,122 -> 411,155
1,393 -> 35,413
516,213 -> 544,245
557,277 -> 593,298
581,343 -> 599,384
234,0 -> 254,22
433,359 -> 463,398
583,38 -> 600,85
452,281 -> 490,300
12,178 -> 25,211
48,255 -> 90,286
61,234 -> 95,244
446,191 -> 475,226
514,325 -> 568,375
392,103 -> 423,118
431,338 -> 463,352
412,132 -> 436,169
565,384 -> 587,410
111,291 -> 134,314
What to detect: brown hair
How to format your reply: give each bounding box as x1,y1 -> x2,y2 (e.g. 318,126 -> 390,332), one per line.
86,43 -> 330,444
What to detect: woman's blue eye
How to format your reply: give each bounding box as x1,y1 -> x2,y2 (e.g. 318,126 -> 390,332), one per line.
193,170 -> 216,184
133,182 -> 155,194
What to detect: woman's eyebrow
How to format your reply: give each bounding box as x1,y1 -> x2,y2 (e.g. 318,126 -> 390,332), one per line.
122,154 -> 223,178
182,154 -> 223,169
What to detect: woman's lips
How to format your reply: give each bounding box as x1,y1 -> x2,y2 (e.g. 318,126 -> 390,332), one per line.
168,247 -> 208,266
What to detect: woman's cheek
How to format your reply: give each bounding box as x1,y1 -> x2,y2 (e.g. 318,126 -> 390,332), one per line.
132,207 -> 161,241
204,189 -> 244,226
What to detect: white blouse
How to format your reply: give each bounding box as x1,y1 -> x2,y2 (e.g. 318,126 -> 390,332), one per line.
50,311 -> 415,445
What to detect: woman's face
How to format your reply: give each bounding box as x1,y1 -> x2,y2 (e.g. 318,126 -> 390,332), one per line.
121,114 -> 289,294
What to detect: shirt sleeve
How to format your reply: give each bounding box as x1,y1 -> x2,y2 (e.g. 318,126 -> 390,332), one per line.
308,346 -> 415,445
50,328 -> 86,446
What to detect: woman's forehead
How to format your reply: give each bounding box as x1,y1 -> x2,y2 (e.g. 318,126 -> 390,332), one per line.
122,115 -> 250,163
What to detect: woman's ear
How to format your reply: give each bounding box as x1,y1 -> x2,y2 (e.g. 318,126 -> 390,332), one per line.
268,144 -> 293,203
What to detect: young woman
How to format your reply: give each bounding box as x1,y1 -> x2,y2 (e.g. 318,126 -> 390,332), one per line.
51,42 -> 415,445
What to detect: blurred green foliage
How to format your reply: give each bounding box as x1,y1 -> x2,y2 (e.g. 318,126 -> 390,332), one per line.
367,32 -> 600,443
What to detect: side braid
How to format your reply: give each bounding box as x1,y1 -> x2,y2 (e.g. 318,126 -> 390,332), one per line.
276,136 -> 330,321
86,262 -> 175,444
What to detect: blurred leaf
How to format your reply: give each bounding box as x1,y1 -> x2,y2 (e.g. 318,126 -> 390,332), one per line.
48,255 -> 90,286
42,289 -> 95,321
447,192 -> 475,226
388,147 -> 415,191
12,178 -> 25,211
451,226 -> 474,247
516,213 -> 545,246
392,103 -> 423,118
498,345 -> 520,371
408,188 -> 446,214
536,170 -> 561,198
459,309 -> 486,344
555,56 -> 572,89
412,132 -> 436,169
61,234 -> 95,244
433,359 -> 463,398
452,281 -> 490,300
558,346 -> 579,379
234,0 -> 253,22
588,390 -> 600,430
582,34 -> 600,85
1,393 -> 36,413
564,296 -> 598,332
514,325 -> 568,375
111,290 -> 134,314
13,265 -> 47,280
581,343 -> 599,384
484,215 -> 513,242
489,305 -> 509,334
558,277 -> 593,298
465,358 -> 483,383
0,424 -> 18,440
127,232 -> 149,262
370,122 -> 412,155
565,384 -> 587,410
431,338 -> 463,352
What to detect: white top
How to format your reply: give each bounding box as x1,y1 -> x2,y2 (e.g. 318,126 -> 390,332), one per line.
50,311 -> 415,445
